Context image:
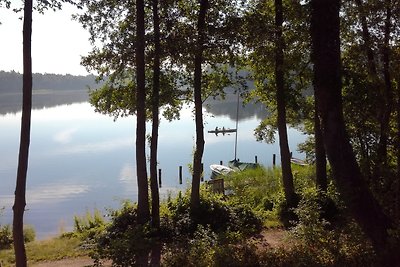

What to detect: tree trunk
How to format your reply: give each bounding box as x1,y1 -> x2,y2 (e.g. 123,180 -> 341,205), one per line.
150,0 -> 160,229
136,0 -> 150,224
310,0 -> 394,257
355,0 -> 392,171
354,0 -> 377,76
314,97 -> 327,192
274,0 -> 296,204
190,0 -> 208,212
397,80 -> 400,221
13,0 -> 33,266
377,0 -> 393,169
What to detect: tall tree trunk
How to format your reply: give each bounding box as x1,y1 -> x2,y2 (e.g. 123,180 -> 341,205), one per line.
354,0 -> 377,76
355,0 -> 392,171
150,0 -> 160,229
274,0 -> 296,204
136,0 -> 150,224
377,0 -> 393,169
397,81 -> 400,221
190,0 -> 208,212
314,97 -> 327,192
13,0 -> 33,266
310,0 -> 394,257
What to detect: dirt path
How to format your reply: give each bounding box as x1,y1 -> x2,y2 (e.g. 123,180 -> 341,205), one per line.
31,257 -> 111,267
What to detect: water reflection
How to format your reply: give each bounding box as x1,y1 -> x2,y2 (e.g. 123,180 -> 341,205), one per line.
0,92 -> 305,239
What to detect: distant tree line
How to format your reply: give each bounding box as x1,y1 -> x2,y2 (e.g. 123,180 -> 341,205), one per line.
0,71 -> 99,93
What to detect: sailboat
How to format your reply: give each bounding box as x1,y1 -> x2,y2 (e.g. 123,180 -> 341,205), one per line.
208,92 -> 259,180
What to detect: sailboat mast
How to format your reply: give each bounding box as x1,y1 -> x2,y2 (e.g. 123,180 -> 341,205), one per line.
234,91 -> 240,160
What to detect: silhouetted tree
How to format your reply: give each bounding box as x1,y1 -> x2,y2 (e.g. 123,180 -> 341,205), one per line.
311,0 -> 397,263
13,0 -> 33,265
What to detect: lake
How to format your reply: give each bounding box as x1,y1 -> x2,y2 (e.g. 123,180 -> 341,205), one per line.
0,93 -> 306,239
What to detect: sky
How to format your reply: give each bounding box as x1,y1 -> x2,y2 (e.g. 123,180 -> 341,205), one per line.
0,5 -> 91,76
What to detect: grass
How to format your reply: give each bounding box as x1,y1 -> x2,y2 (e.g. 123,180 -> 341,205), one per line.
0,236 -> 89,267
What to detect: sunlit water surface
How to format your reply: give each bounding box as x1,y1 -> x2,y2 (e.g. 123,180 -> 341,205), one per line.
0,102 -> 306,239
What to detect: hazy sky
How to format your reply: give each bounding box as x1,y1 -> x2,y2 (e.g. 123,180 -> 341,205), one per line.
0,5 -> 91,76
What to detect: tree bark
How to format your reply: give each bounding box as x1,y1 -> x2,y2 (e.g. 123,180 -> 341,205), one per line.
397,81 -> 400,221
13,0 -> 33,266
274,0 -> 296,204
377,0 -> 393,169
355,0 -> 392,170
354,0 -> 378,76
310,0 -> 393,255
150,0 -> 161,229
314,97 -> 327,192
190,0 -> 208,212
136,0 -> 150,224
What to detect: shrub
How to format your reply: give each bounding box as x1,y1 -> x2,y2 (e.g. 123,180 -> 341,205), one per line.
90,202 -> 155,266
289,188 -> 376,266
163,188 -> 262,238
72,208 -> 107,245
23,225 -> 36,243
0,224 -> 13,250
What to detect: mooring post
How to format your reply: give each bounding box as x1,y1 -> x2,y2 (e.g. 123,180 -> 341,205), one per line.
179,166 -> 182,184
158,169 -> 162,188
273,154 -> 276,167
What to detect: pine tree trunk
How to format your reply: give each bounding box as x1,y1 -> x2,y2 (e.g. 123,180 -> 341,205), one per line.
377,1 -> 393,169
150,0 -> 161,229
190,0 -> 208,212
13,1 -> 32,266
274,0 -> 296,204
310,0 -> 394,257
136,0 -> 150,224
314,96 -> 327,192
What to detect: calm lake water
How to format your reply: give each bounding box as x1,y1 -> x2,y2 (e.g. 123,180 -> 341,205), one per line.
0,95 -> 306,239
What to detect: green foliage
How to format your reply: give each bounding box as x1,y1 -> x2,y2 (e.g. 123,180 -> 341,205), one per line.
163,189 -> 263,238
0,224 -> 36,250
89,202 -> 154,266
70,209 -> 107,249
0,224 -> 13,250
23,225 -> 36,243
288,187 -> 376,266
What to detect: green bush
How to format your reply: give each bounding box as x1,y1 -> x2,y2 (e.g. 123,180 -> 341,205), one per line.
0,224 -> 13,250
163,189 -> 262,238
72,209 -> 106,242
289,188 -> 375,266
0,224 -> 36,250
23,225 -> 36,243
90,202 -> 155,266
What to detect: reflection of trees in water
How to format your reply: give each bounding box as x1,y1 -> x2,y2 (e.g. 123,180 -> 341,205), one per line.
204,95 -> 267,121
1,89 -> 267,120
0,90 -> 89,114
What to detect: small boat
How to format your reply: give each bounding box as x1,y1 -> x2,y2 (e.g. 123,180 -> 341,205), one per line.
228,159 -> 259,171
208,126 -> 237,136
210,164 -> 235,179
290,157 -> 308,166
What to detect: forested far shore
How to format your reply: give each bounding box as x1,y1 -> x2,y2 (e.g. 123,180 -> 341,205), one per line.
0,71 -> 99,92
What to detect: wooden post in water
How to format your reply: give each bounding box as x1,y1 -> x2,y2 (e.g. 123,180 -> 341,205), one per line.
273,154 -> 276,167
158,169 -> 162,188
255,155 -> 258,164
179,166 -> 182,184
